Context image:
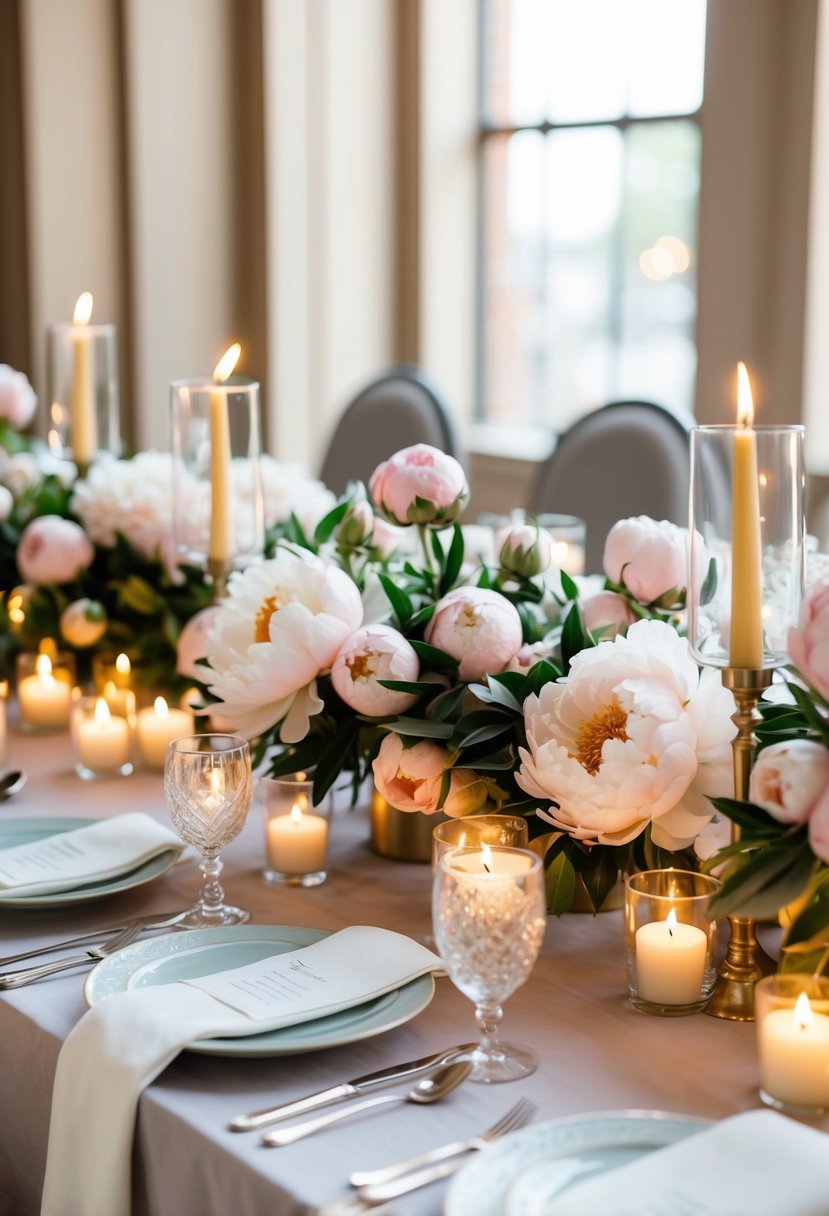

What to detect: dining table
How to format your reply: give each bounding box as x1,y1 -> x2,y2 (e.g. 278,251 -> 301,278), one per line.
2,716 -> 826,1216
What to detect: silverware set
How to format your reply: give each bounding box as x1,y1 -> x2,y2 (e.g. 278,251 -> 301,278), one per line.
0,908 -> 189,988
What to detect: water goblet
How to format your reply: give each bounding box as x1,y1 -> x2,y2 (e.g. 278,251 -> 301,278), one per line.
433,846 -> 546,1083
164,734 -> 253,928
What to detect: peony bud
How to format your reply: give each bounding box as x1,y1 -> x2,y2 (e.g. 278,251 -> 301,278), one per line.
17,515 -> 94,585
788,577 -> 829,701
425,586 -> 523,681
59,599 -> 107,648
331,624 -> 420,716
498,522 -> 553,579
369,444 -> 468,528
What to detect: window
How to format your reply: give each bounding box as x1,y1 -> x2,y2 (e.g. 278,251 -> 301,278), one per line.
478,0 -> 707,432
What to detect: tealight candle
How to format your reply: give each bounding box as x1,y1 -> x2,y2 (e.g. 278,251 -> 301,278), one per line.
757,978 -> 829,1113
17,654 -> 73,730
261,774 -> 331,887
71,695 -> 132,779
449,843 -> 533,876
635,908 -> 707,1006
136,697 -> 194,769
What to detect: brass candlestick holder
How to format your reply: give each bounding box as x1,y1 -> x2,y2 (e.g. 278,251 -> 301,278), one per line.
207,557 -> 233,603
705,667 -> 776,1020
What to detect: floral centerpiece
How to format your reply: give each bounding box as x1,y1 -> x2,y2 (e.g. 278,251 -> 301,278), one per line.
701,576 -> 829,965
197,444 -> 737,913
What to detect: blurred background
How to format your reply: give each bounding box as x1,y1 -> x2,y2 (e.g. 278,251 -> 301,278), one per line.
1,0 -> 827,537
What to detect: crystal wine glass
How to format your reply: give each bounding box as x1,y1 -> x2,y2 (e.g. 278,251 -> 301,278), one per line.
164,734 -> 253,928
433,846 -> 546,1083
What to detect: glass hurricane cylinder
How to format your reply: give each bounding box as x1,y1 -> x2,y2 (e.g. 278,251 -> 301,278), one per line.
688,425 -> 805,669
755,974 -> 829,1115
46,321 -> 120,468
169,377 -> 264,585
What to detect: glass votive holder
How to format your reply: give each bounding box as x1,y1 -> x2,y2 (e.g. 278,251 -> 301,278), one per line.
756,973 -> 829,1115
260,774 -> 332,887
136,696 -> 195,770
432,814 -> 529,869
15,649 -> 77,732
70,695 -> 133,780
46,298 -> 120,469
536,514 -> 587,576
624,869 -> 721,1015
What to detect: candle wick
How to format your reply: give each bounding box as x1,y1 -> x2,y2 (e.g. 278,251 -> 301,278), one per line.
668,925 -> 673,937
483,862 -> 491,873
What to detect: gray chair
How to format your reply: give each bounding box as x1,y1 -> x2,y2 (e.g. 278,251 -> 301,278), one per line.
530,400 -> 694,574
319,365 -> 462,495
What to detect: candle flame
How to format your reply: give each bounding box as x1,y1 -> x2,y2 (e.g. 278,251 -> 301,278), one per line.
94,697 -> 112,726
213,343 -> 241,384
35,653 -> 54,683
73,292 -> 94,326
482,843 -> 493,873
116,653 -> 131,676
154,696 -> 169,720
8,592 -> 25,625
290,803 -> 304,825
795,992 -> 814,1029
0,680 -> 7,699
666,908 -> 678,936
737,361 -> 754,427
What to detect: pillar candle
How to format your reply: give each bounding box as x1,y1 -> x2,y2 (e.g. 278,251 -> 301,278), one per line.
18,655 -> 72,729
729,361 -> 764,668
208,343 -> 239,563
759,993 -> 829,1109
635,908 -> 707,1005
267,803 -> 328,874
136,697 -> 194,769
70,292 -> 97,466
75,698 -> 130,771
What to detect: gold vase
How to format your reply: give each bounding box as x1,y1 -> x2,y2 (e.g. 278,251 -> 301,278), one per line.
369,790 -> 448,863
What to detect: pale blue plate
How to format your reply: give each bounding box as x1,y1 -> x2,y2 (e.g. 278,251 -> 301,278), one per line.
445,1111 -> 711,1216
84,924 -> 436,1057
0,818 -> 180,908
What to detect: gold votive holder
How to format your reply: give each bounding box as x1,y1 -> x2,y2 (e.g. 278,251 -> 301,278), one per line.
70,694 -> 133,780
624,869 -> 722,1016
15,650 -> 76,732
756,974 -> 829,1115
260,774 -> 332,887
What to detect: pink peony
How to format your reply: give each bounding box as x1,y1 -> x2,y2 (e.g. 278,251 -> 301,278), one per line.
425,586 -> 523,682
788,577 -> 829,701
603,516 -> 692,605
498,522 -> 552,579
581,591 -> 638,639
808,785 -> 829,863
372,733 -> 487,817
749,740 -> 829,825
17,515 -> 94,585
369,444 -> 468,528
0,484 -> 12,523
331,624 -> 420,716
0,364 -> 36,430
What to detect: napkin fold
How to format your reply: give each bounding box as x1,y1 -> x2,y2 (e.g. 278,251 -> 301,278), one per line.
0,814 -> 183,897
40,926 -> 443,1216
541,1109 -> 829,1216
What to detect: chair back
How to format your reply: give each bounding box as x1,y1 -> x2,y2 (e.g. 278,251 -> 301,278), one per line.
319,365 -> 462,495
530,400 -> 694,573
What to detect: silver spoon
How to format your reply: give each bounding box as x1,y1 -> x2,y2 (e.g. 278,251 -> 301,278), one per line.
0,771 -> 26,801
261,1059 -> 472,1147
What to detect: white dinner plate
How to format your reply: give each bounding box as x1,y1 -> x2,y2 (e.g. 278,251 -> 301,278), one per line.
0,818 -> 180,908
445,1110 -> 712,1216
84,924 -> 436,1056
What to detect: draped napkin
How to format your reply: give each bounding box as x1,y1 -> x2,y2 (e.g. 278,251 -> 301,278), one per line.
541,1109 -> 829,1216
41,926 -> 443,1216
0,814 -> 183,897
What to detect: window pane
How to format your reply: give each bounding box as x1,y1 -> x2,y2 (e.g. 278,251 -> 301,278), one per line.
484,0 -> 706,126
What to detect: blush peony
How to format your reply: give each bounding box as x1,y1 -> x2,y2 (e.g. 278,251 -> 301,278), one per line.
603,515 -> 700,605
203,546 -> 364,741
749,739 -> 829,825
517,619 -> 736,848
16,515 -> 94,585
788,577 -> 829,702
425,586 -> 523,682
331,624 -> 420,716
372,733 -> 487,817
369,444 -> 468,528
0,364 -> 36,430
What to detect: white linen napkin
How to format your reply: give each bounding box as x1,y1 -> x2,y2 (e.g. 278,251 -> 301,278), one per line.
541,1109 -> 829,1216
41,925 -> 443,1216
0,814 -> 183,897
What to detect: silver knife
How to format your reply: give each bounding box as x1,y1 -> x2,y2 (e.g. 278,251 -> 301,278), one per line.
228,1042 -> 475,1132
0,909 -> 188,968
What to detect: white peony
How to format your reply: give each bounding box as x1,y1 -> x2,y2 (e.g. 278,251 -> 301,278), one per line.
203,546 -> 364,741
260,455 -> 335,535
72,452 -> 179,577
517,619 -> 736,849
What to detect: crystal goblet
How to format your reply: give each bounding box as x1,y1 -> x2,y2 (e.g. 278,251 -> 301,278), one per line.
164,734 -> 253,928
433,846 -> 546,1083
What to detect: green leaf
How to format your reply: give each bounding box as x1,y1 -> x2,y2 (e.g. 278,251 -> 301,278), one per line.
378,574 -> 414,628
527,659 -> 561,696
709,845 -> 815,921
117,576 -> 161,615
699,555 -> 718,606
379,716 -> 454,739
427,683 -> 467,722
377,679 -> 435,695
470,677 -> 523,714
449,716 -> 513,750
440,524 -> 464,594
580,850 -> 621,912
559,570 -> 579,601
410,640 -> 459,674
545,850 -> 577,917
313,500 -> 350,544
560,601 -> 590,672
708,797 -> 785,835
311,718 -> 361,802
470,747 -> 517,772
783,873 -> 829,947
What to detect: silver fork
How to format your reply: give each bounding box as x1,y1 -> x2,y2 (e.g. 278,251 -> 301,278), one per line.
0,920 -> 147,989
347,1096 -> 536,1190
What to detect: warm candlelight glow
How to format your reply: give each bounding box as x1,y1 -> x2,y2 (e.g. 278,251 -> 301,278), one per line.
116,653 -> 131,677
94,697 -> 112,727
154,695 -> 169,719
38,637 -> 58,662
8,592 -> 25,625
209,765 -> 225,798
213,343 -> 241,384
481,843 -> 493,872
36,653 -> 54,682
795,992 -> 814,1030
666,908 -> 678,934
737,360 -> 754,426
72,292 -> 93,326
290,803 -> 303,826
